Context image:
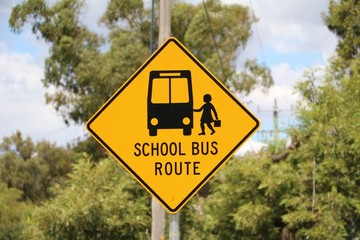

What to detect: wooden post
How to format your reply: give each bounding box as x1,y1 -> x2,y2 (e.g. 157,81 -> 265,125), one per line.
151,0 -> 171,239
158,0 -> 171,44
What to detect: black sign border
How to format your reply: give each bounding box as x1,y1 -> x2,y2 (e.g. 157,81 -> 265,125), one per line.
86,37 -> 260,213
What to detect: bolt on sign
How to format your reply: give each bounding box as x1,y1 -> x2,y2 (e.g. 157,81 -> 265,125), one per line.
86,37 -> 260,214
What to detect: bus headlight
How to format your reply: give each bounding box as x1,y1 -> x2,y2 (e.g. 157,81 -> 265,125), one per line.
151,118 -> 158,126
182,117 -> 190,125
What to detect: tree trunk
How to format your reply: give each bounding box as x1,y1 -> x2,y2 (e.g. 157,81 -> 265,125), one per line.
281,227 -> 296,240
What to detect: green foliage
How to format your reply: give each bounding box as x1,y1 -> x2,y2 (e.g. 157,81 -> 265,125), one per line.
9,0 -> 104,124
22,156 -> 151,240
0,131 -> 76,203
9,0 -> 272,125
323,0 -> 360,62
0,183 -> 32,240
70,137 -> 107,161
229,59 -> 273,95
285,9 -> 360,233
181,51 -> 360,238
184,0 -> 255,81
181,154 -> 296,239
286,56 -> 360,238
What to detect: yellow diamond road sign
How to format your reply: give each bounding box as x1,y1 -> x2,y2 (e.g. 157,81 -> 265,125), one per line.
86,37 -> 260,213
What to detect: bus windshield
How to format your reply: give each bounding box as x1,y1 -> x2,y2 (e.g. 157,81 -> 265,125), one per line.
151,77 -> 189,103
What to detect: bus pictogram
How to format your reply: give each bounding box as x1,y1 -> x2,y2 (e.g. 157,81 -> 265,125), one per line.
147,70 -> 193,136
86,37 -> 260,213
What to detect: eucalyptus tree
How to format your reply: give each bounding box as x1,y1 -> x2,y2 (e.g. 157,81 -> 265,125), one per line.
9,0 -> 272,125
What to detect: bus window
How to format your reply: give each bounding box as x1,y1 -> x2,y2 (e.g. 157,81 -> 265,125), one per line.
171,78 -> 189,103
151,78 -> 169,103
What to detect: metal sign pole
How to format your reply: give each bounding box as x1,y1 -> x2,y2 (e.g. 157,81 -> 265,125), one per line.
169,212 -> 180,240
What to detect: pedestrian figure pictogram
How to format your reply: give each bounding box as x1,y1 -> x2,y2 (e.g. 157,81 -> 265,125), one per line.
86,37 -> 260,213
194,94 -> 219,135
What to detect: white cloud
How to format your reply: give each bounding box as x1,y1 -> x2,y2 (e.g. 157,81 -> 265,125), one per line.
80,0 -> 108,34
243,63 -> 303,111
238,62 -> 304,147
0,0 -> 16,16
235,140 -> 267,156
246,0 -> 337,56
230,0 -> 337,151
0,41 -> 84,145
0,42 -> 42,94
272,63 -> 304,87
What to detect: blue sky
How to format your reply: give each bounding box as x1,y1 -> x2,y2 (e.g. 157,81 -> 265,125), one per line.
0,0 -> 337,153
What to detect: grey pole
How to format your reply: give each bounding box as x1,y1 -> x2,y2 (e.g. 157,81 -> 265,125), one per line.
150,0 -> 155,55
169,212 -> 180,240
158,0 -> 171,44
151,0 -> 171,240
156,1 -> 181,239
151,199 -> 165,240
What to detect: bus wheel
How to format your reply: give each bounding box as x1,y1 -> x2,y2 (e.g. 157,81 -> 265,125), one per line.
183,127 -> 191,136
149,128 -> 157,136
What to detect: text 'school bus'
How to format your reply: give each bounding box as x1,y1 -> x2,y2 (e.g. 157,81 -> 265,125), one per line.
147,70 -> 193,136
